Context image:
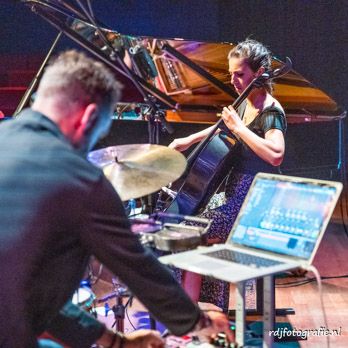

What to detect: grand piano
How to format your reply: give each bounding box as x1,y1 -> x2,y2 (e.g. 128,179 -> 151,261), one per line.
20,1 -> 346,180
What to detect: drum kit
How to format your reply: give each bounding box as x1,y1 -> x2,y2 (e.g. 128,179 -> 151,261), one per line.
72,144 -> 211,332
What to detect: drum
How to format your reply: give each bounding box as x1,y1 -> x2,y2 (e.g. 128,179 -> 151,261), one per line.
132,213 -> 211,252
72,287 -> 96,313
152,223 -> 207,252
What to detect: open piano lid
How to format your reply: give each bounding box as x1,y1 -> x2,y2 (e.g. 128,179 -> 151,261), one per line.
69,17 -> 342,123
147,39 -> 342,123
25,1 -> 343,123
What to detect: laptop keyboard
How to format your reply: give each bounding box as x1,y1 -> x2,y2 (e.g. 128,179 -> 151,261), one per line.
204,249 -> 283,268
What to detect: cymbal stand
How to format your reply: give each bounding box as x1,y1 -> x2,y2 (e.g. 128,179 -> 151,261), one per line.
110,277 -> 131,333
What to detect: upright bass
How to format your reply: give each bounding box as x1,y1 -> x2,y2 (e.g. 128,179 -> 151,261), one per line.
162,58 -> 292,215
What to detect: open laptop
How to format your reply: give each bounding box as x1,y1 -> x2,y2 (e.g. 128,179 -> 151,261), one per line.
159,173 -> 342,283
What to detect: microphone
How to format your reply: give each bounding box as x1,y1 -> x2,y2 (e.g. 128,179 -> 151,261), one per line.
130,45 -> 158,80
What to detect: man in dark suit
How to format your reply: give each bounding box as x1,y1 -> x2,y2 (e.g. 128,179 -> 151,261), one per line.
0,50 -> 232,348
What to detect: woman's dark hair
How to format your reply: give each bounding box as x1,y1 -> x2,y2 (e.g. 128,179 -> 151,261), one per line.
228,39 -> 273,93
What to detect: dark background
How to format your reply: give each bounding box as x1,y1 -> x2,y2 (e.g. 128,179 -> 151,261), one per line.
1,0 -> 347,110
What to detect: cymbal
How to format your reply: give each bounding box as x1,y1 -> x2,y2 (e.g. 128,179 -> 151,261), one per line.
88,144 -> 187,201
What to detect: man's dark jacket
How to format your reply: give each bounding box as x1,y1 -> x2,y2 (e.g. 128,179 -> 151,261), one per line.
0,109 -> 200,347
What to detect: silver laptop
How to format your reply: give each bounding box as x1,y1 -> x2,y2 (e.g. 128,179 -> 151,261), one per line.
159,173 -> 342,283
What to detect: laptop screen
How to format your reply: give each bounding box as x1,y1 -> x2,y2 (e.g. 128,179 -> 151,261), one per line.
231,176 -> 340,259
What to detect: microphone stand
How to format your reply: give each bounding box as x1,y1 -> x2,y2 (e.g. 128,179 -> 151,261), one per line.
73,0 -> 174,144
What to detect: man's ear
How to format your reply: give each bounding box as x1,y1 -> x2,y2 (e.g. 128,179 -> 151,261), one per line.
79,103 -> 99,133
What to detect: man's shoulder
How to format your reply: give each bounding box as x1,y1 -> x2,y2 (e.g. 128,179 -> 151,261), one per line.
50,144 -> 105,184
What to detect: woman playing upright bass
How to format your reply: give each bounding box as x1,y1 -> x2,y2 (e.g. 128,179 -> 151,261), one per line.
169,38 -> 287,311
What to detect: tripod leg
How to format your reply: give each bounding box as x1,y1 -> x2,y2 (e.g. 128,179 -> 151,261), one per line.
112,297 -> 125,333
14,31 -> 63,116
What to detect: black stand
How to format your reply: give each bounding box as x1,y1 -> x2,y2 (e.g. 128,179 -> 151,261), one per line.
111,295 -> 128,333
149,316 -> 157,331
228,278 -> 295,318
109,278 -> 132,333
96,278 -> 133,333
